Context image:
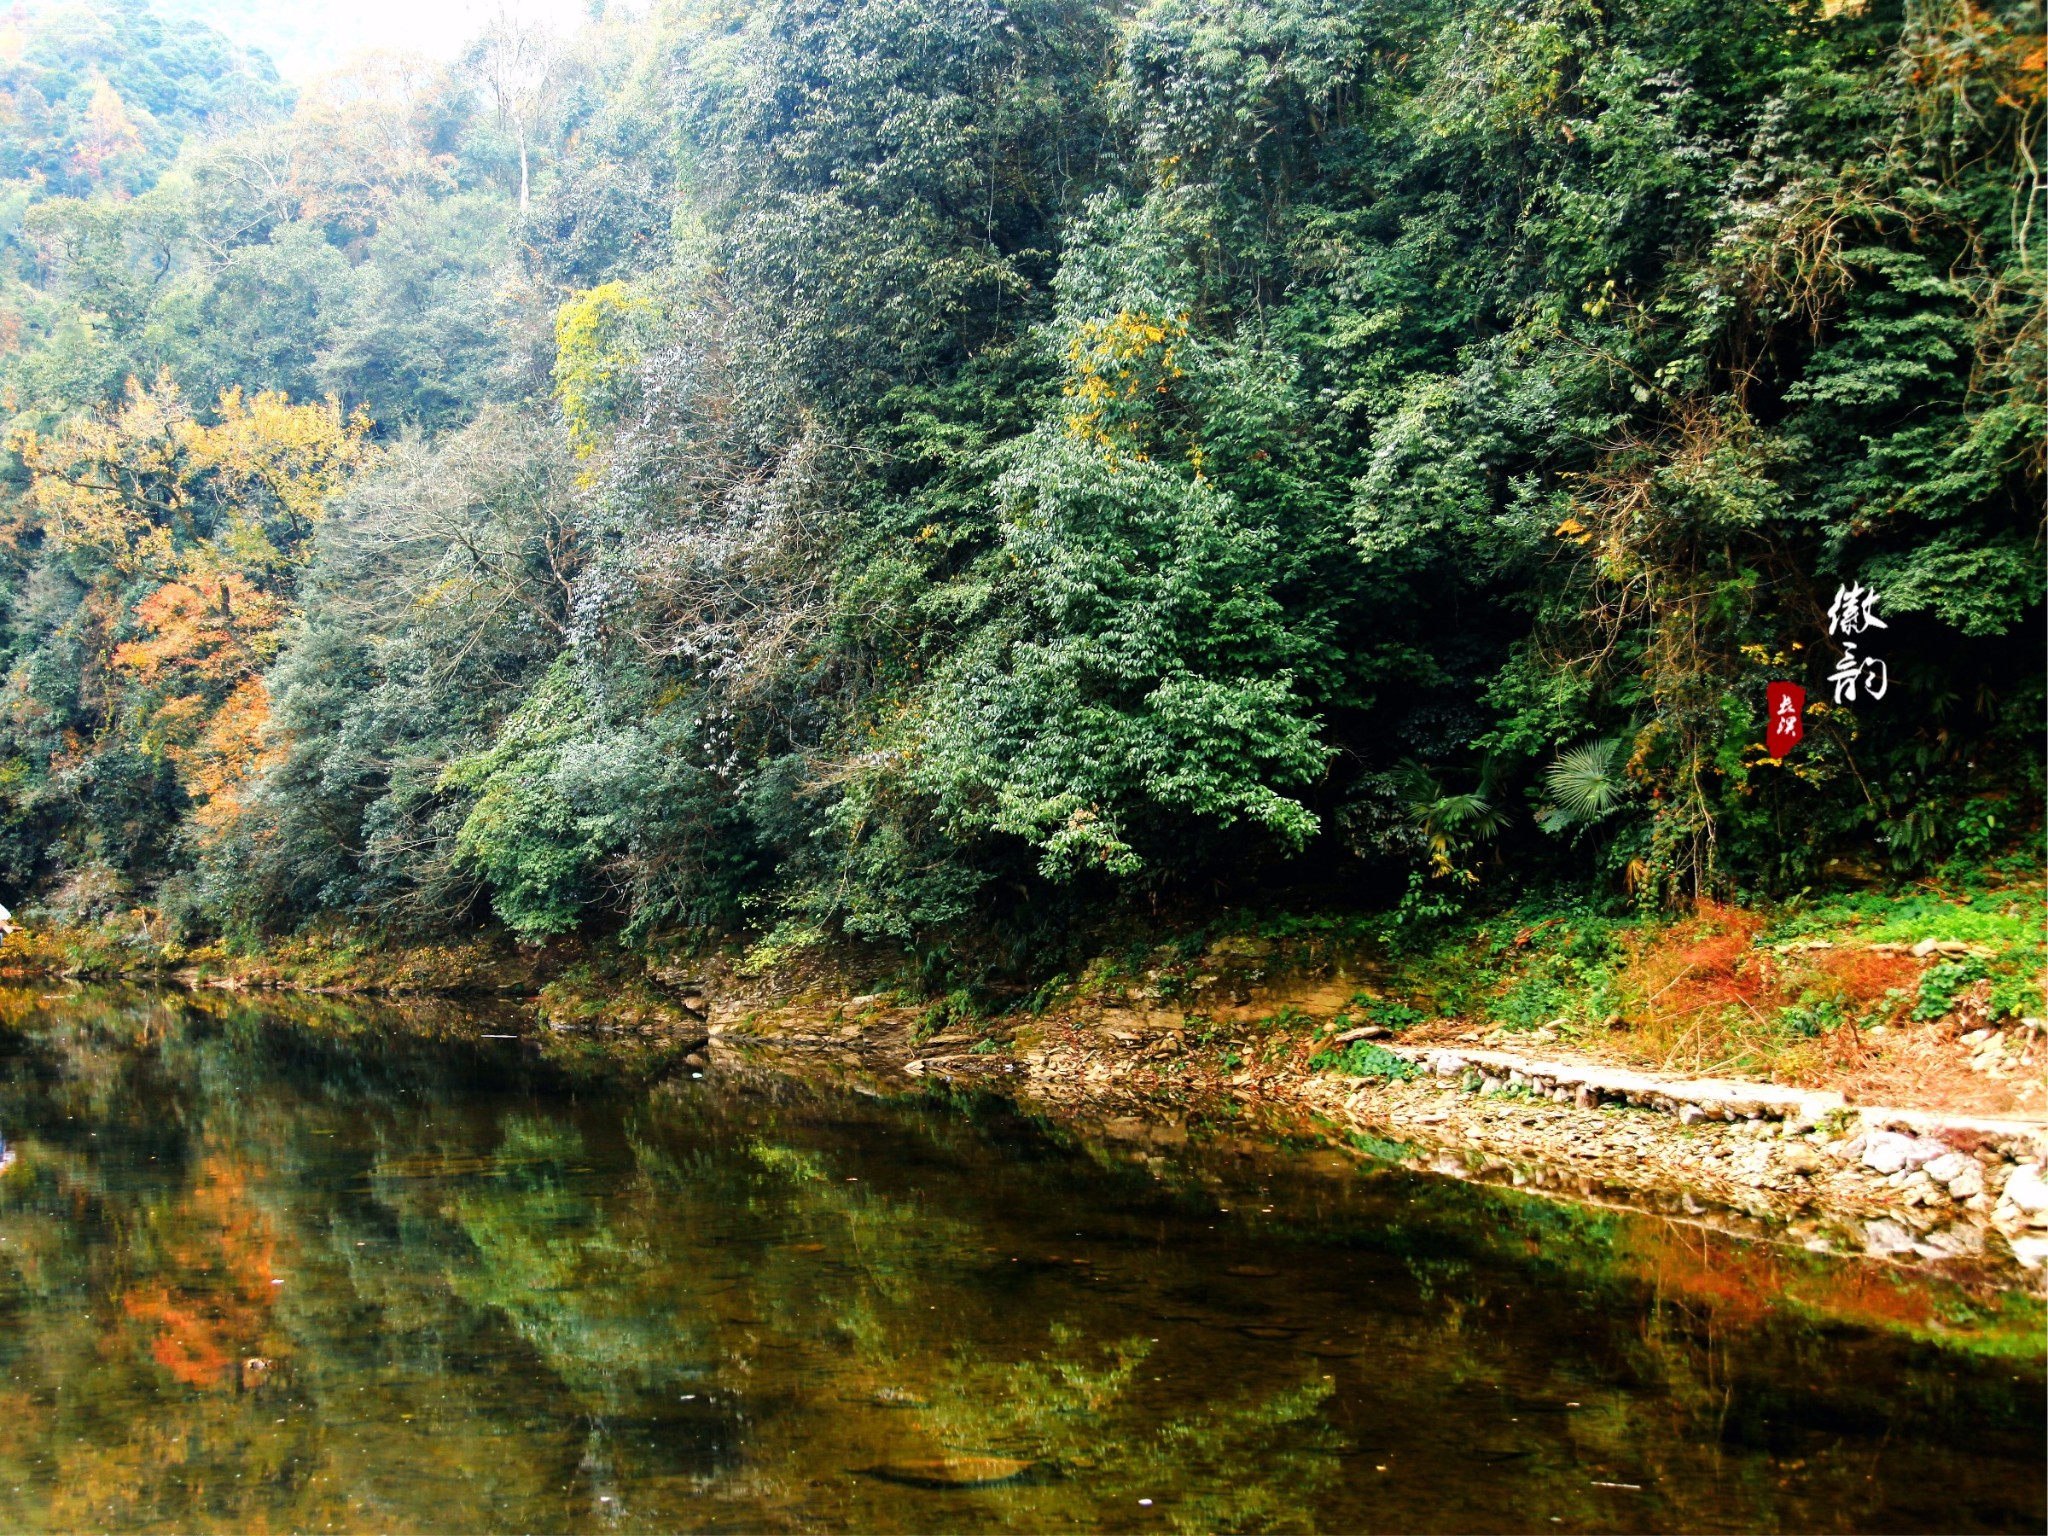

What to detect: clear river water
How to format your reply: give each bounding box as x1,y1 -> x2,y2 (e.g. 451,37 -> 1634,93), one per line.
0,985 -> 2039,1533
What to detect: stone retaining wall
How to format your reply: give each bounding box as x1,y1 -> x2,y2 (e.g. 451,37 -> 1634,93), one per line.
1384,1042 -> 2048,1259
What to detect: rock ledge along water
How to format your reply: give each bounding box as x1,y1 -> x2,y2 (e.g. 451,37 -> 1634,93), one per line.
1340,1040 -> 2048,1267
1390,1042 -> 2044,1146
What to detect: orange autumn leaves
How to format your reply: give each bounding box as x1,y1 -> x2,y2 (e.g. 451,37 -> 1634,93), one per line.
116,574 -> 286,694
13,375 -> 371,838
1618,902 -> 1926,1075
114,578 -> 282,838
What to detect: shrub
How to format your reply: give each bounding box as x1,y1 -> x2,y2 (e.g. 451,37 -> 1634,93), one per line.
1349,997 -> 1427,1032
1914,959 -> 1988,1023
1309,1041 -> 1419,1081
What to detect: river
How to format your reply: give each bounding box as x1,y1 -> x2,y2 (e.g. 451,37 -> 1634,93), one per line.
0,986 -> 2039,1532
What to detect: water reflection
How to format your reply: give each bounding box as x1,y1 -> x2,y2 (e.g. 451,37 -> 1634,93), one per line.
0,986 -> 2038,1533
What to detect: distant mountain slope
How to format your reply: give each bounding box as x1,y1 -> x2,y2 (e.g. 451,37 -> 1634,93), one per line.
2,0 -> 287,195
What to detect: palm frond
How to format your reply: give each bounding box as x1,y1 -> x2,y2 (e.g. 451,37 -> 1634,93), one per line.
1396,759 -> 1509,845
1540,737 -> 1626,827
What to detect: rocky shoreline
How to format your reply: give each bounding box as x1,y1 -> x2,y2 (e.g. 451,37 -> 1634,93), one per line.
688,1002 -> 2048,1285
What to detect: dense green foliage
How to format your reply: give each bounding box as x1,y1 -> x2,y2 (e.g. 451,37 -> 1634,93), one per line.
0,0 -> 2037,980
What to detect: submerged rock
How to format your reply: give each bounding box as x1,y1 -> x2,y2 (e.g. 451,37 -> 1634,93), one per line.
863,1456 -> 1034,1489
869,1387 -> 928,1409
1860,1219 -> 1918,1258
1912,1224 -> 1986,1260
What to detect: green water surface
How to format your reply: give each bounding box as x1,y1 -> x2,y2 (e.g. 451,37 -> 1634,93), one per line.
0,987 -> 2038,1533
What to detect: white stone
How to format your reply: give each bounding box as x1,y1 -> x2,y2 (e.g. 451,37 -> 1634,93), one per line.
1861,1130 -> 1946,1175
1913,1224 -> 1986,1260
2008,1235 -> 2048,1270
1945,1162 -> 1986,1201
1782,1144 -> 1823,1177
1922,1151 -> 1973,1187
1860,1130 -> 1918,1174
2001,1162 -> 2048,1215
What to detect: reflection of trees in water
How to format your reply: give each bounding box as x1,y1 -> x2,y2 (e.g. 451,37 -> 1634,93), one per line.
0,1009 -> 326,1527
0,986 -> 2036,1532
1374,1184 -> 2047,1530
907,1326 -> 1340,1532
410,1115 -> 694,1408
334,1083 -> 1352,1527
119,1150 -> 282,1389
743,1130 -> 1344,1530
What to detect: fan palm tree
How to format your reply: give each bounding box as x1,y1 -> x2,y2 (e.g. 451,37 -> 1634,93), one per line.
1396,760 -> 1510,880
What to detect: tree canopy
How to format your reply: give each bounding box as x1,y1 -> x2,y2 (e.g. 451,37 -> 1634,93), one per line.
0,0 -> 2036,976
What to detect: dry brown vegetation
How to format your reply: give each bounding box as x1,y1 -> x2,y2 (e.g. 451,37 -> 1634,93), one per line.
1585,903 -> 2041,1115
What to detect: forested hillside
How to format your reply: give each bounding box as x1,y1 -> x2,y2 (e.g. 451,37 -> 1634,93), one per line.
0,0 -> 2038,982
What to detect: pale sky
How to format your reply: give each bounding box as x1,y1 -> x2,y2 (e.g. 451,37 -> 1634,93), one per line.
147,0 -> 606,83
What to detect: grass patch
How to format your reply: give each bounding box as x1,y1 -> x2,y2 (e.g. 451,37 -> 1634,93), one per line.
1348,1131 -> 1415,1162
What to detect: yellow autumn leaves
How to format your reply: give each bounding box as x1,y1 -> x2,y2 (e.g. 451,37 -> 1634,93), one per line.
15,375 -> 370,578
1061,309 -> 1192,466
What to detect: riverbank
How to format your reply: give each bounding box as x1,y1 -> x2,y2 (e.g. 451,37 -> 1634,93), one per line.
613,867 -> 2048,1276
6,866 -> 2042,1276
